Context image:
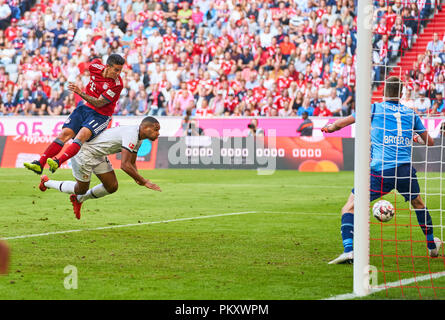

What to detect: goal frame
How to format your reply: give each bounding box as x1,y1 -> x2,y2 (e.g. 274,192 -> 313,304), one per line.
353,0 -> 373,297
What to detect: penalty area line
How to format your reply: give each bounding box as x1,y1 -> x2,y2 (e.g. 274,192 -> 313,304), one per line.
323,271 -> 445,300
2,211 -> 257,241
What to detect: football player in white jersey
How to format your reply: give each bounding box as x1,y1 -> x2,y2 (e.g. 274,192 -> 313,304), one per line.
37,116 -> 161,219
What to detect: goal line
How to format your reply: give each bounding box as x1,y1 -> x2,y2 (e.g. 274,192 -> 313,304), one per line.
324,270 -> 445,300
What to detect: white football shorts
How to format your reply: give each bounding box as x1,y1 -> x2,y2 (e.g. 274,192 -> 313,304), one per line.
71,150 -> 113,182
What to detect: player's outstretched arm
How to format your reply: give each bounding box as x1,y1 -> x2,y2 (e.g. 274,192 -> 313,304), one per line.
416,131 -> 434,146
68,82 -> 109,108
321,115 -> 356,133
120,148 -> 162,192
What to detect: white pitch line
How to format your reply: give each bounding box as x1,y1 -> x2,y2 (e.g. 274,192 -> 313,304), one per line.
324,271 -> 445,300
2,211 -> 257,241
261,211 -> 339,216
2,210 -> 331,241
179,183 -> 351,189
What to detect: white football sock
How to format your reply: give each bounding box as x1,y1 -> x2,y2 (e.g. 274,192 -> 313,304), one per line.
77,184 -> 110,203
44,180 -> 76,194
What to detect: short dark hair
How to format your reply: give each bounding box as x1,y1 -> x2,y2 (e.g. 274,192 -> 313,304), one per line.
384,76 -> 402,100
141,116 -> 159,126
106,54 -> 125,67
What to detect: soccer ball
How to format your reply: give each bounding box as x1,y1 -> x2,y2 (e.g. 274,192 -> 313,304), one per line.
372,200 -> 395,222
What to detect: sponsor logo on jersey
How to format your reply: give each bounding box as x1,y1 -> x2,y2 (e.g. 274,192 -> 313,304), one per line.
92,63 -> 104,70
106,89 -> 115,98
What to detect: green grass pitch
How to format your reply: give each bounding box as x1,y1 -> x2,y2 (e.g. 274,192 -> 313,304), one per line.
0,168 -> 444,300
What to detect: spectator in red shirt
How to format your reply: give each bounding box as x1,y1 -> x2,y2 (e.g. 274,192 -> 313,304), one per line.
313,99 -> 333,117
186,72 -> 199,94
224,90 -> 239,114
5,18 -> 19,42
195,98 -> 214,118
254,46 -> 270,68
279,35 -> 296,60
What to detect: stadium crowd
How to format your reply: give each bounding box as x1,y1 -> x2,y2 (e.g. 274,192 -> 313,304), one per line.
0,0 -> 442,117
374,0 -> 445,116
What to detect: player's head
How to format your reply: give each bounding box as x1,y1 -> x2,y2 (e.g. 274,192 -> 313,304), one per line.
139,116 -> 160,141
384,76 -> 402,101
104,54 -> 125,80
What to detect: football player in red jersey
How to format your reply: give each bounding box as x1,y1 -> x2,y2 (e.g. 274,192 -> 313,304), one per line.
24,54 -> 125,175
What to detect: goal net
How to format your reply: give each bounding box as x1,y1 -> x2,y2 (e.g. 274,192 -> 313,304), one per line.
357,0 -> 445,298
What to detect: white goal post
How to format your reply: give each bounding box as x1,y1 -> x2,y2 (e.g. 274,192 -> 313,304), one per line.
353,0 -> 373,297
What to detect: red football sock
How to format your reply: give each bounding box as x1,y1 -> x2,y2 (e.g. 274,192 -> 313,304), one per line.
57,140 -> 82,165
39,139 -> 64,167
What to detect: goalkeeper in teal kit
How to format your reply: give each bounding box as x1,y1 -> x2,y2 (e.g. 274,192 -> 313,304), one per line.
323,76 -> 441,264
